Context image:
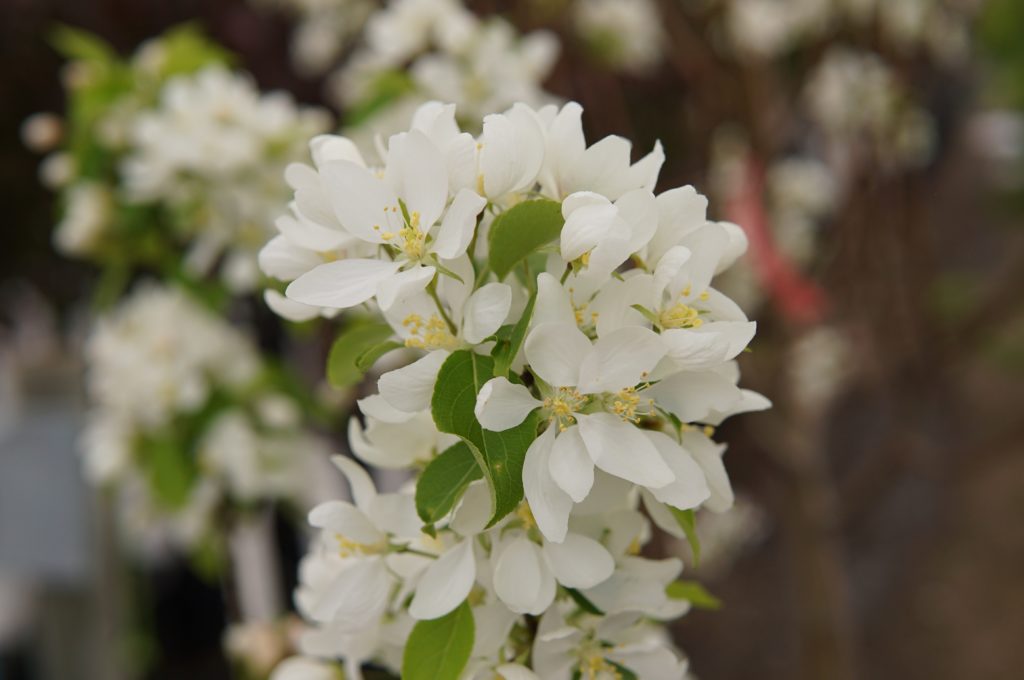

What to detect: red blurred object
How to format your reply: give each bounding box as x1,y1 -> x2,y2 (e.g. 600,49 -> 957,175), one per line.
725,155 -> 827,325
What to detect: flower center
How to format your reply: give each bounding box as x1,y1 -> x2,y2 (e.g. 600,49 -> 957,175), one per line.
376,207 -> 426,261
403,313 -> 459,351
611,386 -> 655,423
333,533 -> 385,558
543,387 -> 587,432
579,653 -> 622,680
659,301 -> 703,329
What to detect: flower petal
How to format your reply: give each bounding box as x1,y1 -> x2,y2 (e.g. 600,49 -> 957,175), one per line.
523,427 -> 573,543
378,350 -> 450,413
577,326 -> 666,394
376,265 -> 435,311
263,289 -> 321,322
643,431 -> 710,510
647,370 -> 743,423
321,160 -> 400,243
493,536 -> 556,615
310,557 -> 389,626
307,501 -> 383,546
385,130 -> 448,229
329,455 -> 377,511
576,413 -> 674,489
683,430 -> 734,512
462,282 -> 512,344
432,188 -> 486,260
475,377 -> 542,431
524,322 -> 591,387
408,539 -> 476,620
542,532 -> 615,589
532,273 -> 576,327
286,259 -> 401,309
547,426 -> 594,503
259,233 -> 322,282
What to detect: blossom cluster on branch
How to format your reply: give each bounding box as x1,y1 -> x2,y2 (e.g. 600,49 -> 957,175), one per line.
263,99 -> 769,679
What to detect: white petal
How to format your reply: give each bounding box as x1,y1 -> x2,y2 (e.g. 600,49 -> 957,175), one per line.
644,431 -> 710,510
641,489 -> 687,540
522,427 -> 573,543
547,426 -> 593,503
263,289 -> 321,322
494,664 -> 540,680
577,326 -> 666,394
704,388 -> 772,426
616,188 -> 659,254
648,185 -> 708,265
330,455 -> 377,511
493,536 -> 556,615
450,479 -> 492,537
560,201 -> 618,262
321,160 -> 399,243
590,274 -> 655,337
660,328 -> 731,368
462,282 -> 512,344
524,323 -> 591,387
647,371 -> 743,423
378,350 -> 450,413
683,430 -> 734,512
475,377 -> 541,431
652,245 -> 693,298
310,557 -> 389,626
532,273 -> 576,327
432,188 -> 486,260
376,265 -> 435,311
408,540 -> 476,620
715,220 -> 749,273
276,211 -> 348,252
286,259 -> 401,309
481,103 -> 545,197
310,134 -> 366,167
356,394 -> 416,423
386,130 -> 448,230
307,501 -> 383,546
258,234 -> 322,282
576,413 -> 674,489
542,533 -> 614,589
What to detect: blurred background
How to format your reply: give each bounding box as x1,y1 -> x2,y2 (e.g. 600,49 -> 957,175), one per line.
2,0 -> 1023,679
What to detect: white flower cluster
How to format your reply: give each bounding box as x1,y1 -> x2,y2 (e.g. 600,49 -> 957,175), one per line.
724,0 -> 974,62
573,0 -> 665,73
329,0 -> 558,128
120,67 -> 331,291
804,47 -> 935,170
263,100 -> 769,678
82,284 -> 327,553
253,0 -> 377,75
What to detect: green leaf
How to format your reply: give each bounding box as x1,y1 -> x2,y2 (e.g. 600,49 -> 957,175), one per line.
605,660 -> 639,680
356,340 -> 405,371
327,321 -> 395,388
415,442 -> 483,526
140,434 -> 195,509
401,600 -> 474,680
563,587 -> 605,615
670,507 -> 701,564
492,288 -> 536,378
431,350 -> 539,526
487,199 -> 564,280
347,70 -> 416,128
50,25 -> 118,63
665,580 -> 722,610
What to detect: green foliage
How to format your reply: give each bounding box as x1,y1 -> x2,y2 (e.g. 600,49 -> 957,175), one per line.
401,601 -> 475,680
432,350 -> 539,526
670,507 -> 701,564
665,580 -> 722,610
150,24 -> 234,79
139,431 -> 195,509
415,442 -> 483,529
491,288 -> 536,377
346,70 -> 416,128
564,587 -> 605,615
356,340 -> 405,371
327,321 -> 396,388
487,199 -> 564,280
